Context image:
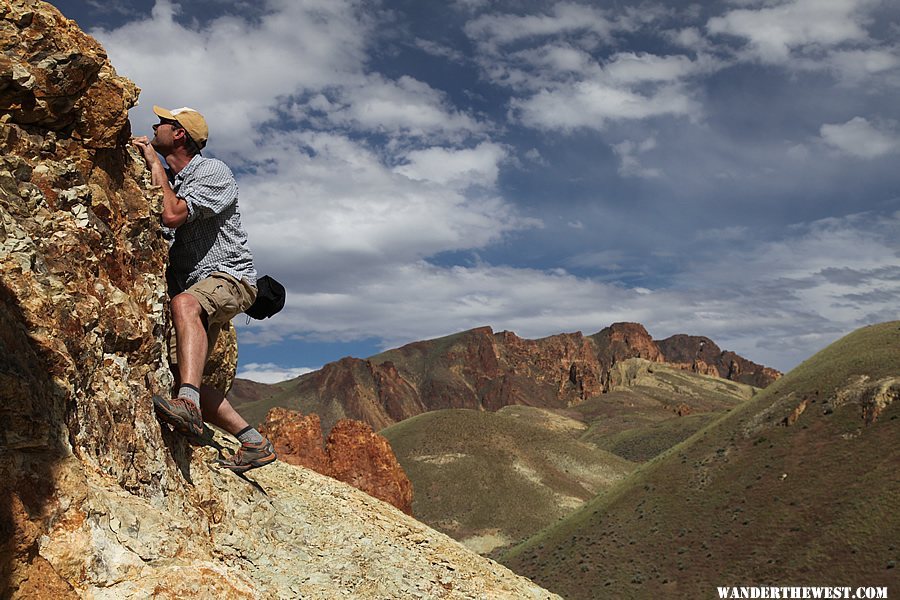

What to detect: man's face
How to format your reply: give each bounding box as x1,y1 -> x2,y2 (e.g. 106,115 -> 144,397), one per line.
151,119 -> 182,151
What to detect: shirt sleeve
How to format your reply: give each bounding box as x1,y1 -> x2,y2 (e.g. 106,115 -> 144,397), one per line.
180,161 -> 239,223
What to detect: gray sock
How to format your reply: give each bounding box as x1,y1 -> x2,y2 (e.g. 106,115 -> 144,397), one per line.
236,426 -> 264,445
177,384 -> 201,411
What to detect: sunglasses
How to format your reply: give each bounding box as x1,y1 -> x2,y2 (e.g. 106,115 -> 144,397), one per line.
153,118 -> 182,130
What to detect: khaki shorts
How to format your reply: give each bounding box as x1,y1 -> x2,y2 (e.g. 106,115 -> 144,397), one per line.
168,272 -> 257,365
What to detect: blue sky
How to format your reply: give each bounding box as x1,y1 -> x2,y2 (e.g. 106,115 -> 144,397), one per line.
53,0 -> 900,382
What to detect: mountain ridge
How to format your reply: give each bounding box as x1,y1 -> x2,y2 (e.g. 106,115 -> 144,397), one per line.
230,322 -> 780,433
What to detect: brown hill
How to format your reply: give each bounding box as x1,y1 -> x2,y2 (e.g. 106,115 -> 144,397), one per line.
502,322 -> 900,598
230,323 -> 780,433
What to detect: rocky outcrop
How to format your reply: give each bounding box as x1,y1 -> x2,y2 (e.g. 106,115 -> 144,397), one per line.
656,334 -> 781,388
259,408 -> 414,514
258,408 -> 330,472
0,3 -> 559,598
259,322 -> 779,435
325,418 -> 415,515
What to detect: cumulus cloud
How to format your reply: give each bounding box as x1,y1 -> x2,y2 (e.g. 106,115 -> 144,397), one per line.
464,3 -> 617,50
463,4 -> 712,133
239,210 -> 900,372
230,131 -> 538,292
824,48 -> 900,83
707,0 -> 877,63
393,142 -> 508,188
313,75 -> 485,140
820,117 -> 900,158
236,363 -> 316,384
511,80 -> 698,131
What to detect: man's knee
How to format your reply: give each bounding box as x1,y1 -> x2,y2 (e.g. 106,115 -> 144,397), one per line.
171,292 -> 204,322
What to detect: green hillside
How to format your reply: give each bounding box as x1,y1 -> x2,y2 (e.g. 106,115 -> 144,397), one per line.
380,361 -> 753,559
574,359 -> 753,462
503,322 -> 900,598
381,408 -> 636,558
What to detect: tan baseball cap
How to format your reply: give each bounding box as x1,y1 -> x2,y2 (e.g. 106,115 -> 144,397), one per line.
153,105 -> 208,149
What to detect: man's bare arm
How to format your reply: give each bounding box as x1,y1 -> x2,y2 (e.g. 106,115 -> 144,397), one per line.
131,136 -> 189,228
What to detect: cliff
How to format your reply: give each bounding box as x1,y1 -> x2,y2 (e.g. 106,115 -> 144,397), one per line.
251,323 -> 780,434
656,333 -> 781,387
0,2 -> 558,597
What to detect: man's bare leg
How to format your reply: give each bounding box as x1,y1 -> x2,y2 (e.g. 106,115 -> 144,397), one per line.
170,292 -> 208,388
199,384 -> 251,437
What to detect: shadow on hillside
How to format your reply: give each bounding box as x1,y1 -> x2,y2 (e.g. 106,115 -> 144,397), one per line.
0,281 -> 76,598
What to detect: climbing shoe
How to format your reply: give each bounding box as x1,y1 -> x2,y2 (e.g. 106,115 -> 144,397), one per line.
216,439 -> 277,474
152,395 -> 204,437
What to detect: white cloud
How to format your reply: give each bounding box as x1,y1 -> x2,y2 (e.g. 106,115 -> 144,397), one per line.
465,3 -> 617,50
239,210 -> 900,373
463,6 -> 712,134
511,80 -> 698,131
234,131 -> 537,284
824,48 -> 900,83
612,137 -> 662,178
414,38 -> 467,62
318,75 -> 484,139
820,117 -> 900,158
512,44 -> 595,75
237,363 -> 316,384
707,0 -> 876,63
602,52 -> 704,85
667,27 -> 714,52
393,142 -> 508,188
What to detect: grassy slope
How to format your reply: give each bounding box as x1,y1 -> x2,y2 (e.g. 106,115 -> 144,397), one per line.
502,322 -> 900,598
381,408 -> 636,558
574,360 -> 754,462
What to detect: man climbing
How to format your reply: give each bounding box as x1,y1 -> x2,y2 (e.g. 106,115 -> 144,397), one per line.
132,105 -> 276,474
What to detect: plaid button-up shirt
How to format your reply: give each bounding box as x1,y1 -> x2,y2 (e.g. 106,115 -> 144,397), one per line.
166,155 -> 257,291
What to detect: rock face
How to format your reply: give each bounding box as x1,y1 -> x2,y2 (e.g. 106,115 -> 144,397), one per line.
656,334 -> 781,388
0,3 -> 559,598
264,322 -> 780,434
260,408 -> 414,515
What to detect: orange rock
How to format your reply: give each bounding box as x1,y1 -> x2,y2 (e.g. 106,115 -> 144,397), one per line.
259,407 -> 329,473
260,409 -> 414,515
326,419 -> 414,516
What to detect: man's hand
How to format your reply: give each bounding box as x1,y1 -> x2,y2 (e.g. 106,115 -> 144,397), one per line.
130,136 -> 188,228
131,136 -> 161,168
